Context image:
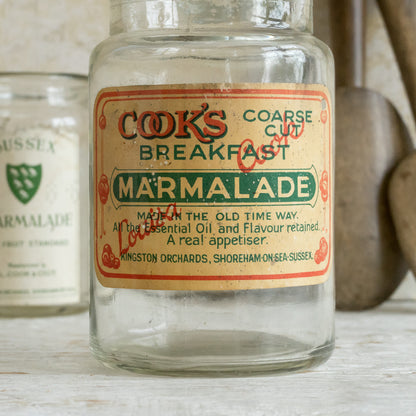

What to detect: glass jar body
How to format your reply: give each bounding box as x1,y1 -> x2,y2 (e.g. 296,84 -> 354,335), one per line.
90,21 -> 335,374
0,73 -> 89,317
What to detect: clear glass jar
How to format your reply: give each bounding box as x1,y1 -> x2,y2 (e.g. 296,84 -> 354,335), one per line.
90,0 -> 335,375
0,73 -> 89,316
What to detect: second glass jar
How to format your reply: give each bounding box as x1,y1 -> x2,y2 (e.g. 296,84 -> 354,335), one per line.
0,73 -> 89,316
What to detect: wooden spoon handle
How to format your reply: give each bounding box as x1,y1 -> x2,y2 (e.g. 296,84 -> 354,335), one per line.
330,0 -> 366,88
378,0 -> 416,120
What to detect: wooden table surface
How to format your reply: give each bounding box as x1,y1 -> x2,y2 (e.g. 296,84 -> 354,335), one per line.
0,300 -> 415,416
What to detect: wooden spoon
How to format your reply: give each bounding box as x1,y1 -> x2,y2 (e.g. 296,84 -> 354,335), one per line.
377,0 -> 416,281
330,0 -> 411,310
378,0 -> 416,120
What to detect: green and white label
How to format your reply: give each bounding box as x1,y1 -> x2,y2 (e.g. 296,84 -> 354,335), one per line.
0,127 -> 80,306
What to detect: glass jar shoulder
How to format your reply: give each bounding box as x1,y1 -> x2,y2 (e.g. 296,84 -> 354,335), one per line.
90,31 -> 334,88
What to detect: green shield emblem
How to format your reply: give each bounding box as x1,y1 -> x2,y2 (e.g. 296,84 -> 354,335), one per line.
6,164 -> 42,204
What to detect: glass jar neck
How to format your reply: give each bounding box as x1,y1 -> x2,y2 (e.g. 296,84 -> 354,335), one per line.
110,0 -> 313,35
0,73 -> 87,105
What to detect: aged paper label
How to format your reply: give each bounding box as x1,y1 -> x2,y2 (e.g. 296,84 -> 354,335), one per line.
94,84 -> 332,290
0,127 -> 80,305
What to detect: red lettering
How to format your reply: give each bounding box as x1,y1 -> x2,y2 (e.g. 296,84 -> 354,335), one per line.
119,104 -> 228,143
203,110 -> 227,138
118,219 -> 129,255
137,111 -> 160,138
118,203 -> 181,256
137,111 -> 175,139
237,117 -> 305,173
175,110 -> 211,143
237,135 -> 288,173
280,116 -> 305,139
237,139 -> 257,173
118,111 -> 138,139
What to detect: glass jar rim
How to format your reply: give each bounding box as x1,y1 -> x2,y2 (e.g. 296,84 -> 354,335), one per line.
110,0 -> 313,34
0,72 -> 88,102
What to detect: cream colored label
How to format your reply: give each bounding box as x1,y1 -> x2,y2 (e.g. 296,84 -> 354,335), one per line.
0,127 -> 80,305
94,84 -> 332,290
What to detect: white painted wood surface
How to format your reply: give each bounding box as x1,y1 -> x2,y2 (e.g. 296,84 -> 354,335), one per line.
0,300 -> 415,416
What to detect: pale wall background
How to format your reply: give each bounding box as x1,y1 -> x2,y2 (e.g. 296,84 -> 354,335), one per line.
0,0 -> 415,299
0,0 -> 108,74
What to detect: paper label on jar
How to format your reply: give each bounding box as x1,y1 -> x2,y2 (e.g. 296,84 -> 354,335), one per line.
0,127 -> 81,305
93,84 -> 332,291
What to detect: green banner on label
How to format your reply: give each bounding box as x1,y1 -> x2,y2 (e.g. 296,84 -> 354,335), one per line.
111,168 -> 318,207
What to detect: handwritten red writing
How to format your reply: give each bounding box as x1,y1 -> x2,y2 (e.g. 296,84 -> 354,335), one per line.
118,203 -> 181,256
237,118 -> 305,173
